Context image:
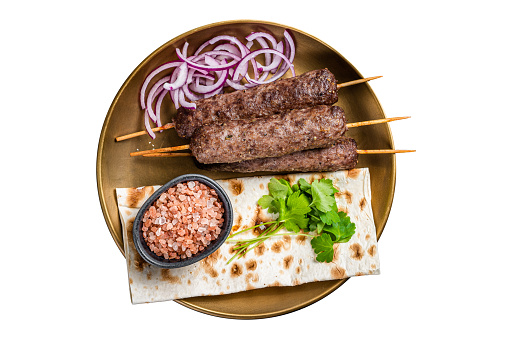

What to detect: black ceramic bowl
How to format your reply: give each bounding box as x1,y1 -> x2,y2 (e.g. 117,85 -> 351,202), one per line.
133,174 -> 233,269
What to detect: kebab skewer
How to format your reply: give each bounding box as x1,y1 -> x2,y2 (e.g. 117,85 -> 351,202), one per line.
130,105 -> 412,164
115,69 -> 381,142
143,138 -> 414,173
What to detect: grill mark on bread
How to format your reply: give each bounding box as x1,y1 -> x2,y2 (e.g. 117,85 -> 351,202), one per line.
126,187 -> 154,207
245,272 -> 259,284
126,220 -> 134,244
331,267 -> 346,279
296,235 -> 307,245
367,244 -> 377,257
282,235 -> 292,250
133,253 -> 148,272
231,213 -> 243,233
160,269 -> 182,284
230,263 -> 243,277
347,168 -> 361,179
359,197 -> 367,210
335,190 -> 353,204
254,243 -> 266,256
228,179 -> 244,196
245,259 -> 257,271
350,243 -> 364,260
283,255 -> 294,269
271,241 -> 283,253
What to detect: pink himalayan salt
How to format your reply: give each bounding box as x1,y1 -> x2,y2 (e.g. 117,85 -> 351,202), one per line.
142,180 -> 224,260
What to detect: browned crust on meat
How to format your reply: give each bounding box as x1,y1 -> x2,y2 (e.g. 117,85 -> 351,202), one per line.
175,69 -> 338,138
200,137 -> 358,173
190,105 -> 347,164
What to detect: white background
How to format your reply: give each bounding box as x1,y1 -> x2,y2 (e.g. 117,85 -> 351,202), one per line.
2,1 -> 508,338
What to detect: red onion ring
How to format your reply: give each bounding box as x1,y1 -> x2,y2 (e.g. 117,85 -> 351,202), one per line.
139,61 -> 181,110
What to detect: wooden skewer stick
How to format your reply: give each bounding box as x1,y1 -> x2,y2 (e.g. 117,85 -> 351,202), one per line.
130,144 -> 190,157
130,116 -> 409,157
337,76 -> 382,89
115,77 -> 383,142
141,149 -> 415,157
356,149 -> 415,154
115,123 -> 175,142
347,116 -> 410,128
143,152 -> 193,157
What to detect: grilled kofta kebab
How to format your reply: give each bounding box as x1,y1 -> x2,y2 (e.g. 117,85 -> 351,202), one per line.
147,137 -> 413,173
131,105 -> 411,163
198,137 -> 360,173
174,69 -> 340,138
132,105 -> 347,163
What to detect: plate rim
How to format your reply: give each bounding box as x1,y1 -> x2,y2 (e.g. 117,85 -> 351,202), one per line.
96,19 -> 395,319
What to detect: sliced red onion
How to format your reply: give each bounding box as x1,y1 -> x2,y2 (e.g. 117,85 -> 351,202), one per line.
280,30 -> 296,74
190,59 -> 229,94
181,41 -> 189,58
155,89 -> 168,128
181,69 -> 204,101
225,78 -> 248,90
144,111 -> 156,139
246,32 -> 279,69
177,48 -> 239,71
163,62 -> 188,91
170,88 -> 179,109
246,32 -> 278,47
203,85 -> 223,98
181,83 -> 203,101
178,89 -> 196,109
233,49 -> 295,84
194,35 -> 249,58
139,61 -> 182,109
213,43 -> 242,57
146,75 -> 172,122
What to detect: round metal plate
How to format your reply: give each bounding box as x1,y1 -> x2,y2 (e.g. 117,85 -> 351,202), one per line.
97,20 -> 395,319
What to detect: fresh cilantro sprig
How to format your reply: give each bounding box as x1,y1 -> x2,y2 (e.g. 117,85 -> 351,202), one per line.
227,177 -> 356,263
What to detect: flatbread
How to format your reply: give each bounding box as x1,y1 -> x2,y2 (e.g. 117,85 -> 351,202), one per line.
116,168 -> 380,304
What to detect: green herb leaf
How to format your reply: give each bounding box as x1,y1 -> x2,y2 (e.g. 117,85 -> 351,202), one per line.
311,233 -> 335,263
278,192 -> 310,232
286,191 -> 312,215
278,179 -> 293,193
334,212 -> 356,243
310,179 -> 339,212
298,178 -> 312,194
319,209 -> 341,225
268,178 -> 289,199
258,195 -> 274,209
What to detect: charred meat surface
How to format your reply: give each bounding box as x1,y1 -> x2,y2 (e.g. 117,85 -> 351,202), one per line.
175,69 -> 338,138
199,138 -> 358,173
190,105 -> 347,164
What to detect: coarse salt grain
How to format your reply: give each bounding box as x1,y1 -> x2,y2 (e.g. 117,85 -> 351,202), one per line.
142,180 -> 225,260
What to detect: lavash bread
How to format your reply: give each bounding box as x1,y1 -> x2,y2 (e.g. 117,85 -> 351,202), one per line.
116,168 -> 380,304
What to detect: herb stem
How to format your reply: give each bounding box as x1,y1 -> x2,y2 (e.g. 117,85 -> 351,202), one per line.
227,220 -> 277,239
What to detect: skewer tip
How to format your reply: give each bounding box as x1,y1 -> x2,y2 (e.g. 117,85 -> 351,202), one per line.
337,76 -> 383,89
357,149 -> 416,154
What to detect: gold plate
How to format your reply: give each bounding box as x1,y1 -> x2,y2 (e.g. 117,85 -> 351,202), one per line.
97,20 -> 395,318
